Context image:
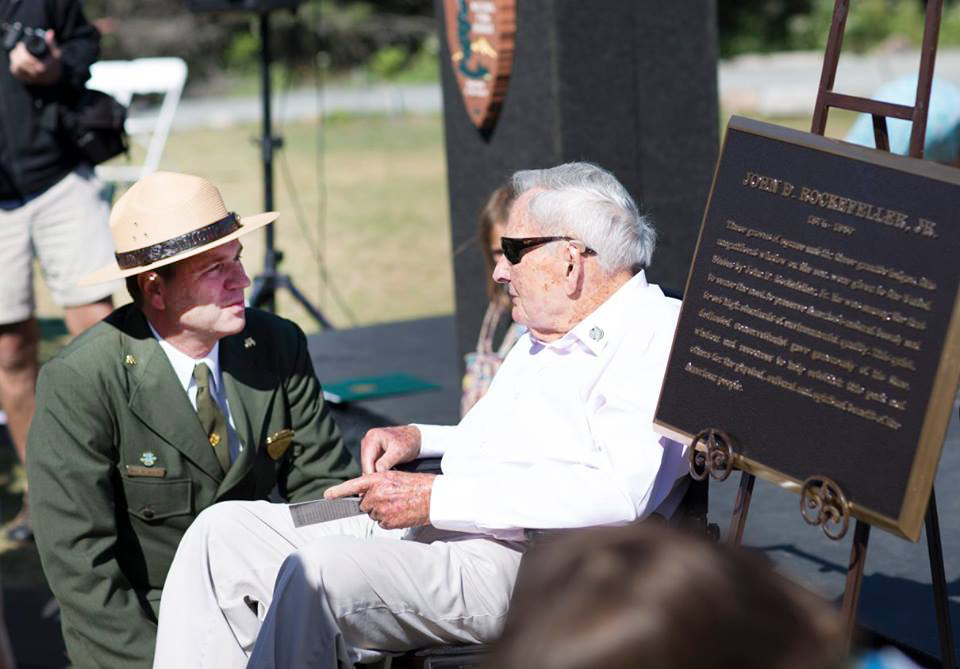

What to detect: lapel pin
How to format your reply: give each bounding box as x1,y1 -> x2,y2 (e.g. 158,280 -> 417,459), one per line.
209,433 -> 222,447
244,337 -> 256,349
589,326 -> 604,341
124,354 -> 137,365
139,451 -> 157,467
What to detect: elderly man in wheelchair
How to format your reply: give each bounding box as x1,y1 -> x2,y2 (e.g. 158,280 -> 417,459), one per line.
152,161 -> 691,669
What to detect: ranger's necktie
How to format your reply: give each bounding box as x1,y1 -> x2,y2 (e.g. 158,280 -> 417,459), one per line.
193,363 -> 230,473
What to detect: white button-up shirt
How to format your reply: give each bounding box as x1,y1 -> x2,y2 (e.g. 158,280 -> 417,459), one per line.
419,272 -> 688,540
148,323 -> 243,463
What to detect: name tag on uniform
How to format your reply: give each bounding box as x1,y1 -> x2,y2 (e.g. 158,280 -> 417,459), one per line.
266,429 -> 295,460
126,465 -> 166,478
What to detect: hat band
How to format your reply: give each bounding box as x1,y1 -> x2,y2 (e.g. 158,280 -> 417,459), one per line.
115,213 -> 241,270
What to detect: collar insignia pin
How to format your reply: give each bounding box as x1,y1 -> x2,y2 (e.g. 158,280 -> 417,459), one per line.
244,337 -> 256,349
589,326 -> 604,341
124,354 -> 137,365
140,451 -> 157,467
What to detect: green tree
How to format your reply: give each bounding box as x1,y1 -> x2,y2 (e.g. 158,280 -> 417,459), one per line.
82,0 -> 437,85
717,0 -> 814,57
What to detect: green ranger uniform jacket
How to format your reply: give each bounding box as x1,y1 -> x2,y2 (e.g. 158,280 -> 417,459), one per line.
27,304 -> 359,668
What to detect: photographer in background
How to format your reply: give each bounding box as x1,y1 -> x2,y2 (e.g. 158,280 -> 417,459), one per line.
0,0 -> 119,542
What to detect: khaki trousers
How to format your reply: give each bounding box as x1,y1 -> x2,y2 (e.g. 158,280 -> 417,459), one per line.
153,501 -> 524,669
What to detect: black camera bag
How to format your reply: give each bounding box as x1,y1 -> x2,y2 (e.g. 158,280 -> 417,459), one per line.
59,88 -> 128,166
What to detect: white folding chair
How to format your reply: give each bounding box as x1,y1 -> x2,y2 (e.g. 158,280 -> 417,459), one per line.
85,57 -> 188,184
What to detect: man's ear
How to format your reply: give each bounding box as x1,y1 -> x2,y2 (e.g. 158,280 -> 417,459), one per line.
140,272 -> 166,311
563,246 -> 584,296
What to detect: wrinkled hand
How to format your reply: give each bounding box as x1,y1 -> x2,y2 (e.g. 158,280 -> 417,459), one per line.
324,471 -> 435,529
9,31 -> 62,85
360,425 -> 421,474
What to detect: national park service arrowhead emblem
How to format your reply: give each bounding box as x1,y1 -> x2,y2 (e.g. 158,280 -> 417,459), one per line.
443,0 -> 516,131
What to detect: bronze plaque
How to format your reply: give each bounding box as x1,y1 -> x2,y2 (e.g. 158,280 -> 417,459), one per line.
442,0 -> 516,130
654,116 -> 960,541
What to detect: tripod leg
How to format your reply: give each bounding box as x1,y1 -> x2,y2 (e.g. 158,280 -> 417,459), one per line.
841,520 -> 870,647
249,274 -> 276,311
726,472 -> 755,546
926,488 -> 956,669
276,275 -> 335,330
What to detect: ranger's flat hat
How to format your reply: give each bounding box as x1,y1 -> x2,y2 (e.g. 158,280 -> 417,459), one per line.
79,171 -> 277,285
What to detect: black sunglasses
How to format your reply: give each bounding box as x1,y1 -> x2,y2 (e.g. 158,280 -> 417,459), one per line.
500,236 -> 595,265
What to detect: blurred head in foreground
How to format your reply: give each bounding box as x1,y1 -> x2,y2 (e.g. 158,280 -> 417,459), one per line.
487,523 -> 846,669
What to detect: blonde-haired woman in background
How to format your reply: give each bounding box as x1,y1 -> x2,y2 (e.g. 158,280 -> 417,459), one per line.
461,183 -> 525,416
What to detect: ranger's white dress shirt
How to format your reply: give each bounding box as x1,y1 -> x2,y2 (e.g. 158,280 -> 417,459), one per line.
149,323 -> 243,463
418,271 -> 689,540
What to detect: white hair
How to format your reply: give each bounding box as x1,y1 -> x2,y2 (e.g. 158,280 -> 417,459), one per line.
512,162 -> 656,274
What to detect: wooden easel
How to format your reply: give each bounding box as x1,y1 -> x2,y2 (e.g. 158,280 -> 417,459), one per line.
720,1 -> 956,665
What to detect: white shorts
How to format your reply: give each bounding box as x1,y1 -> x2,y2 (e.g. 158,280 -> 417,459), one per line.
0,167 -> 119,325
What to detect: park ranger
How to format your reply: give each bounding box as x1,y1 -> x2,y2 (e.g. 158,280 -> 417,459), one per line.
26,171 -> 358,668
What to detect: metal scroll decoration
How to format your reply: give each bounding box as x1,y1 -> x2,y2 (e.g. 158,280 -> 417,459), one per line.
443,0 -> 516,130
688,429 -> 737,482
800,476 -> 851,540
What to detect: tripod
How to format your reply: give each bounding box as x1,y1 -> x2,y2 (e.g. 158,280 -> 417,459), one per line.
248,9 -> 333,329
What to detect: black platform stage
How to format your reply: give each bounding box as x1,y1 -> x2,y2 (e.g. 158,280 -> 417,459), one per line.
314,316 -> 960,666
289,315 -> 960,666
308,315 -> 461,459
4,315 -> 960,667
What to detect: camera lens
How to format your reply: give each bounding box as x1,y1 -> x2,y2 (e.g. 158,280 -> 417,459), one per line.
24,33 -> 48,58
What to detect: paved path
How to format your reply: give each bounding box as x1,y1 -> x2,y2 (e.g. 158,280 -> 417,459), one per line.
162,48 -> 960,130
171,83 -> 441,130
719,48 -> 960,116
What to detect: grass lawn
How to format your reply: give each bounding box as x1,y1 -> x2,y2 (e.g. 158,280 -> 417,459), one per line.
33,115 -> 454,334
32,108 -> 861,333
87,113 -> 453,332
161,114 -> 453,330
720,108 -> 860,138
31,107 -> 862,331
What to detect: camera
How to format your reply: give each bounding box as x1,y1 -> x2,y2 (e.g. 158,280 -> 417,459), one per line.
2,22 -> 50,59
